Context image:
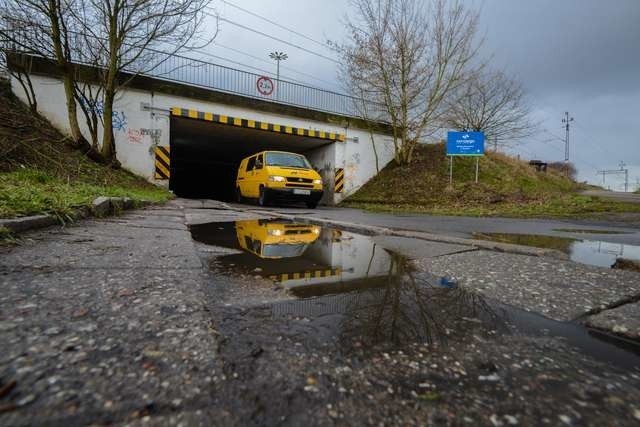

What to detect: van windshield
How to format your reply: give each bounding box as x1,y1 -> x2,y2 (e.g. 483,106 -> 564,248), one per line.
266,152 -> 311,169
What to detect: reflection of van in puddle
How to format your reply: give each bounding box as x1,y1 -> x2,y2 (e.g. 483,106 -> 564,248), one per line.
236,220 -> 321,259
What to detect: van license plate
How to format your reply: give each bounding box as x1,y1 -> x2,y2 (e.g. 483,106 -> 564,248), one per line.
293,189 -> 311,195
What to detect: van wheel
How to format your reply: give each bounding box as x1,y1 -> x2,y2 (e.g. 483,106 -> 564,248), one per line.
236,187 -> 243,203
306,201 -> 318,209
258,186 -> 268,207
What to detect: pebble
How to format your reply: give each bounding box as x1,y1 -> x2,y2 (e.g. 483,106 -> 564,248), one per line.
559,415 -> 572,425
504,415 -> 519,425
490,414 -> 503,426
479,373 -> 500,382
17,394 -> 36,406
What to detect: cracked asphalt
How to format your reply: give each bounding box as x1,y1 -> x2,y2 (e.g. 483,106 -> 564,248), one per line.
2,199 -> 640,426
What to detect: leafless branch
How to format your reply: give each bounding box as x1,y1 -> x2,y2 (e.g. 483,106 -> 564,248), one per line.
336,0 -> 480,165
443,70 -> 537,147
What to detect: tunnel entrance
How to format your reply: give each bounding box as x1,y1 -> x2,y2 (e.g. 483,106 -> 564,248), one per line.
169,114 -> 337,200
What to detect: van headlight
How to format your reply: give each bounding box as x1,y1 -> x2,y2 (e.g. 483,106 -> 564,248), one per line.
269,175 -> 286,182
312,179 -> 322,185
267,229 -> 284,236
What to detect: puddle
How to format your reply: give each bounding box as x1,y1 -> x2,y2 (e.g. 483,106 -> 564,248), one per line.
190,220 -> 640,370
473,232 -> 640,268
190,219 -> 404,291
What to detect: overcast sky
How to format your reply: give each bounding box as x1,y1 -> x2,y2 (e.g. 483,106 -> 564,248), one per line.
205,0 -> 640,190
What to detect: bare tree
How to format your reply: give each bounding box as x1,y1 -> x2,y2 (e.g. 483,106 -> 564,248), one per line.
74,0 -> 215,163
4,53 -> 38,112
0,0 -> 88,147
337,0 -> 480,165
443,70 -> 535,148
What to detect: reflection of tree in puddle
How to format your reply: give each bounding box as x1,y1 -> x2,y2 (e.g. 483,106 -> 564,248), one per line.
337,253 -> 508,350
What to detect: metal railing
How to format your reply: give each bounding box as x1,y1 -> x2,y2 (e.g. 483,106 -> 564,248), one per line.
136,49 -> 387,120
0,23 -> 387,120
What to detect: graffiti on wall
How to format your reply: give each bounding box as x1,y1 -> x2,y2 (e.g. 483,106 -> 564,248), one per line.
126,129 -> 143,144
78,98 -> 127,132
141,128 -> 162,144
112,111 -> 127,131
127,128 -> 162,145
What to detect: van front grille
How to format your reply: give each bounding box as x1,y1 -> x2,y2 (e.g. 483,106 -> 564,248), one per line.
284,229 -> 311,235
286,177 -> 313,183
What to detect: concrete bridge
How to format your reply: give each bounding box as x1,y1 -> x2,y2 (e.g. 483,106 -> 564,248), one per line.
7,53 -> 394,204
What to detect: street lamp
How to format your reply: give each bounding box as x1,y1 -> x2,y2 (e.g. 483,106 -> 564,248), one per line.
269,51 -> 288,82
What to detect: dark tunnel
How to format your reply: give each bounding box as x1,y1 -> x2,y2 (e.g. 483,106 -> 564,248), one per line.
169,116 -> 331,200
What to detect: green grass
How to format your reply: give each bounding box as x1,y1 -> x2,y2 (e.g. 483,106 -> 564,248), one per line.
0,168 -> 171,219
342,143 -> 640,219
0,79 -> 172,220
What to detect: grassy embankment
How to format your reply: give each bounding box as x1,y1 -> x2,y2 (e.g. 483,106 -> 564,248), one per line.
0,80 -> 171,221
342,143 -> 640,218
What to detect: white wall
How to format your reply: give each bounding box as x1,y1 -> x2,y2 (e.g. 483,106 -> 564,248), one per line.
336,127 -> 396,203
283,229 -> 392,289
12,74 -> 395,203
305,143 -> 335,205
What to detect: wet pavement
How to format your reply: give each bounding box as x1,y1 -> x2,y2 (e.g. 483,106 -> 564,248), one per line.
2,199 -> 640,425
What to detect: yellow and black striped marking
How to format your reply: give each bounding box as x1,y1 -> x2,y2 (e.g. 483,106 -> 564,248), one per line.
269,268 -> 342,283
170,107 -> 346,142
334,168 -> 345,193
154,146 -> 170,180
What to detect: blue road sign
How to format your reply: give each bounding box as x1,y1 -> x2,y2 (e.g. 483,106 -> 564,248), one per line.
447,131 -> 485,156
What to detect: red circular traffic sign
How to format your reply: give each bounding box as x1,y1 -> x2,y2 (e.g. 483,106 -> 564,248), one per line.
256,76 -> 274,96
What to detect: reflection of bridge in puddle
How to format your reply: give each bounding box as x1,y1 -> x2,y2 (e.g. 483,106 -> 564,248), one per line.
189,219 -> 403,291
190,219 -> 508,348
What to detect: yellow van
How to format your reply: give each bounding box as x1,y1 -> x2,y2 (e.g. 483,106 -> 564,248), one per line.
235,219 -> 321,259
236,151 -> 323,208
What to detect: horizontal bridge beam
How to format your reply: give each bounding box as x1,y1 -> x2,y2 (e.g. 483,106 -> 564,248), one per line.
170,107 -> 345,142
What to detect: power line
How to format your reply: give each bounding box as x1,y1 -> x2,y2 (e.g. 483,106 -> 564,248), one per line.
217,0 -> 333,52
571,119 -> 614,159
204,10 -> 341,64
187,49 -> 310,85
540,128 -> 565,143
211,41 -> 337,88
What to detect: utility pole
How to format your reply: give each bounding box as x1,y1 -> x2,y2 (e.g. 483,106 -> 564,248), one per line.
562,111 -> 574,176
597,162 -> 629,192
619,161 -> 629,192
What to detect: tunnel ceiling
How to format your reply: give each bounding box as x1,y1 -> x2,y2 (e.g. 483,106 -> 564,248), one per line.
171,116 -> 332,162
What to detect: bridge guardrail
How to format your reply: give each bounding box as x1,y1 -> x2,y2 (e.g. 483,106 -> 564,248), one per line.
0,25 -> 388,121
